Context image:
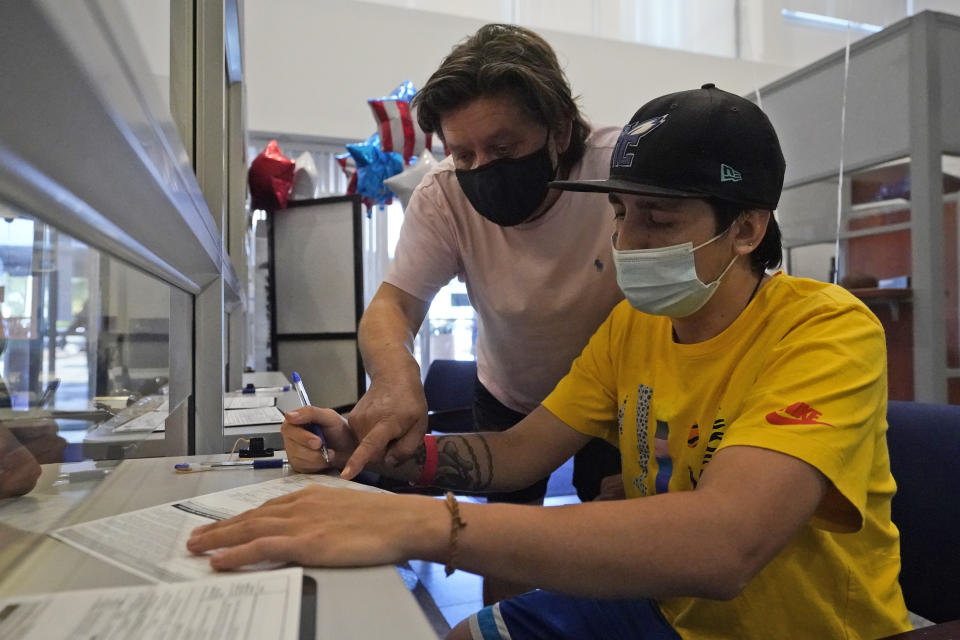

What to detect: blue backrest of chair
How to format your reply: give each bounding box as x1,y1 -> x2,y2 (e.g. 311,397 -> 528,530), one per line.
423,359 -> 476,413
886,400 -> 960,623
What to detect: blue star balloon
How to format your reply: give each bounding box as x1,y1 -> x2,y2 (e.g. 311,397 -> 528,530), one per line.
383,80 -> 417,102
346,136 -> 403,205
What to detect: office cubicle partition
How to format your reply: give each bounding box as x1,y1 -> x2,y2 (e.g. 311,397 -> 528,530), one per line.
758,11 -> 960,403
268,196 -> 366,409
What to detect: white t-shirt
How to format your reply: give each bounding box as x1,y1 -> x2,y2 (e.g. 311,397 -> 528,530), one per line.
384,126 -> 624,414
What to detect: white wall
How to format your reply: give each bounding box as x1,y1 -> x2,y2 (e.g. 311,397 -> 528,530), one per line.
116,1 -> 960,143
356,0 -> 960,64
242,0 -> 791,141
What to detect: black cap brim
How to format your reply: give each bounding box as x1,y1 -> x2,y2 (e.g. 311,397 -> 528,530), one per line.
549,178 -> 708,199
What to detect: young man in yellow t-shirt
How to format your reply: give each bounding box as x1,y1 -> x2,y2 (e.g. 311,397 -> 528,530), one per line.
188,85 -> 911,640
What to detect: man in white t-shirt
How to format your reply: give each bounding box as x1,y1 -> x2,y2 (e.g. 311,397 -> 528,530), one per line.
340,24 -> 624,603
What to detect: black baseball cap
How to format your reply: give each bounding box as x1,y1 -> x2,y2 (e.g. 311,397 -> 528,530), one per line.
550,84 -> 786,210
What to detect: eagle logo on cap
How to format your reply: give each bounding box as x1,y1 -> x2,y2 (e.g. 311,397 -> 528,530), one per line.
613,114 -> 669,168
626,114 -> 669,137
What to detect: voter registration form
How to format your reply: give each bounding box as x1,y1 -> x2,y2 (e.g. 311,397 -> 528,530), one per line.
0,567 -> 303,640
50,473 -> 387,583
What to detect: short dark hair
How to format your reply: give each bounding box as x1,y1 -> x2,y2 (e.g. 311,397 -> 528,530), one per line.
412,23 -> 590,177
709,198 -> 783,274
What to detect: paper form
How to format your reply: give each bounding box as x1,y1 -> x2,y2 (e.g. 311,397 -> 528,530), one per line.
224,395 -> 278,410
224,406 -> 285,427
0,567 -> 303,640
50,473 -> 388,582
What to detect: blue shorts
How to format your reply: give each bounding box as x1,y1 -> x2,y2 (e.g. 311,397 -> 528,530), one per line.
466,590 -> 681,640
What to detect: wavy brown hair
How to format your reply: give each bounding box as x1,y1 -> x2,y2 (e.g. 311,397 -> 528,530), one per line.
412,24 -> 590,177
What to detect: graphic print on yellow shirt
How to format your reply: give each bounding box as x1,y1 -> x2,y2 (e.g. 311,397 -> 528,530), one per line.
543,272 -> 911,640
614,379 -> 729,499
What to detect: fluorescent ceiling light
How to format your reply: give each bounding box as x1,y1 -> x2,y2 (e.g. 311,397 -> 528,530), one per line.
781,9 -> 883,34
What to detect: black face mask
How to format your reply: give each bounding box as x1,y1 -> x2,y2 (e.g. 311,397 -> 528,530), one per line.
455,141 -> 556,227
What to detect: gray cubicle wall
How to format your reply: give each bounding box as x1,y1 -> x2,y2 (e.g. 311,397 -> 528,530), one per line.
269,196 -> 366,409
752,11 -> 960,403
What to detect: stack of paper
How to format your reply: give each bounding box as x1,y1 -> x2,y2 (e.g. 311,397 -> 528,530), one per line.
224,395 -> 277,410
224,406 -> 285,427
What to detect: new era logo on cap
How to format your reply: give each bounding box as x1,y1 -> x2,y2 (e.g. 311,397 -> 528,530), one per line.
720,164 -> 742,183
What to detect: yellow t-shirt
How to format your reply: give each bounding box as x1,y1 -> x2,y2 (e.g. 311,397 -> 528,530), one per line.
543,272 -> 910,640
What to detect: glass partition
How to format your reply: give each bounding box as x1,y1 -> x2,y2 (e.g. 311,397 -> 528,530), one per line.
0,204 -> 176,470
0,2 -> 242,582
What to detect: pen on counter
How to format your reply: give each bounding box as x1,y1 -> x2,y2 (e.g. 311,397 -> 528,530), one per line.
39,378 -> 60,408
174,459 -> 287,473
290,372 -> 330,463
241,383 -> 290,394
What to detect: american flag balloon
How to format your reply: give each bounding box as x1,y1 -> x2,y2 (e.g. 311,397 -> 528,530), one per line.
368,80 -> 433,164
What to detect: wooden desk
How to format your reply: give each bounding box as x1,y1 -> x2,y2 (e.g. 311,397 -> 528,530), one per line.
0,455 -> 436,639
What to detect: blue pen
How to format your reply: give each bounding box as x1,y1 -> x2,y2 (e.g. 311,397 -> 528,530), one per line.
291,372 -> 330,463
174,459 -> 287,473
39,378 -> 60,408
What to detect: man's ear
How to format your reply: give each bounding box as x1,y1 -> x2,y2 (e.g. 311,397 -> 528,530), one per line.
732,209 -> 771,256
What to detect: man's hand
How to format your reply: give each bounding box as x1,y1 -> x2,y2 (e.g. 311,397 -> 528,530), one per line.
0,427 -> 42,499
352,283 -> 432,481
281,407 -> 358,473
341,374 -> 429,480
186,485 -> 446,571
8,422 -> 66,464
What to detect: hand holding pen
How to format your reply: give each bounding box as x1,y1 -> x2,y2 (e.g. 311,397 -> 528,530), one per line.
290,372 -> 330,463
280,405 -> 359,474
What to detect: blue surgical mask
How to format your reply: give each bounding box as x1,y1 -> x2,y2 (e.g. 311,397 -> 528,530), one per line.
611,231 -> 737,318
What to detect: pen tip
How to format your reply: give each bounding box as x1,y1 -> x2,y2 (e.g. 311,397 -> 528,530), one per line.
292,372 -> 301,382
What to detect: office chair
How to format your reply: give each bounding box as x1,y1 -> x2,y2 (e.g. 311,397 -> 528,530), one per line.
423,358 -> 476,433
885,400 -> 960,625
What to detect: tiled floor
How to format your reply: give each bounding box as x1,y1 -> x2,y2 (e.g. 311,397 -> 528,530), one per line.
408,492 -> 581,636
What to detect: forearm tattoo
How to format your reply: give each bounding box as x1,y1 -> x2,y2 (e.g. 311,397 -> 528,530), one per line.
412,440 -> 427,468
423,435 -> 494,492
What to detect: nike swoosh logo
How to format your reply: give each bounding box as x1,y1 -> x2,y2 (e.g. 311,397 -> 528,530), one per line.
765,411 -> 832,427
